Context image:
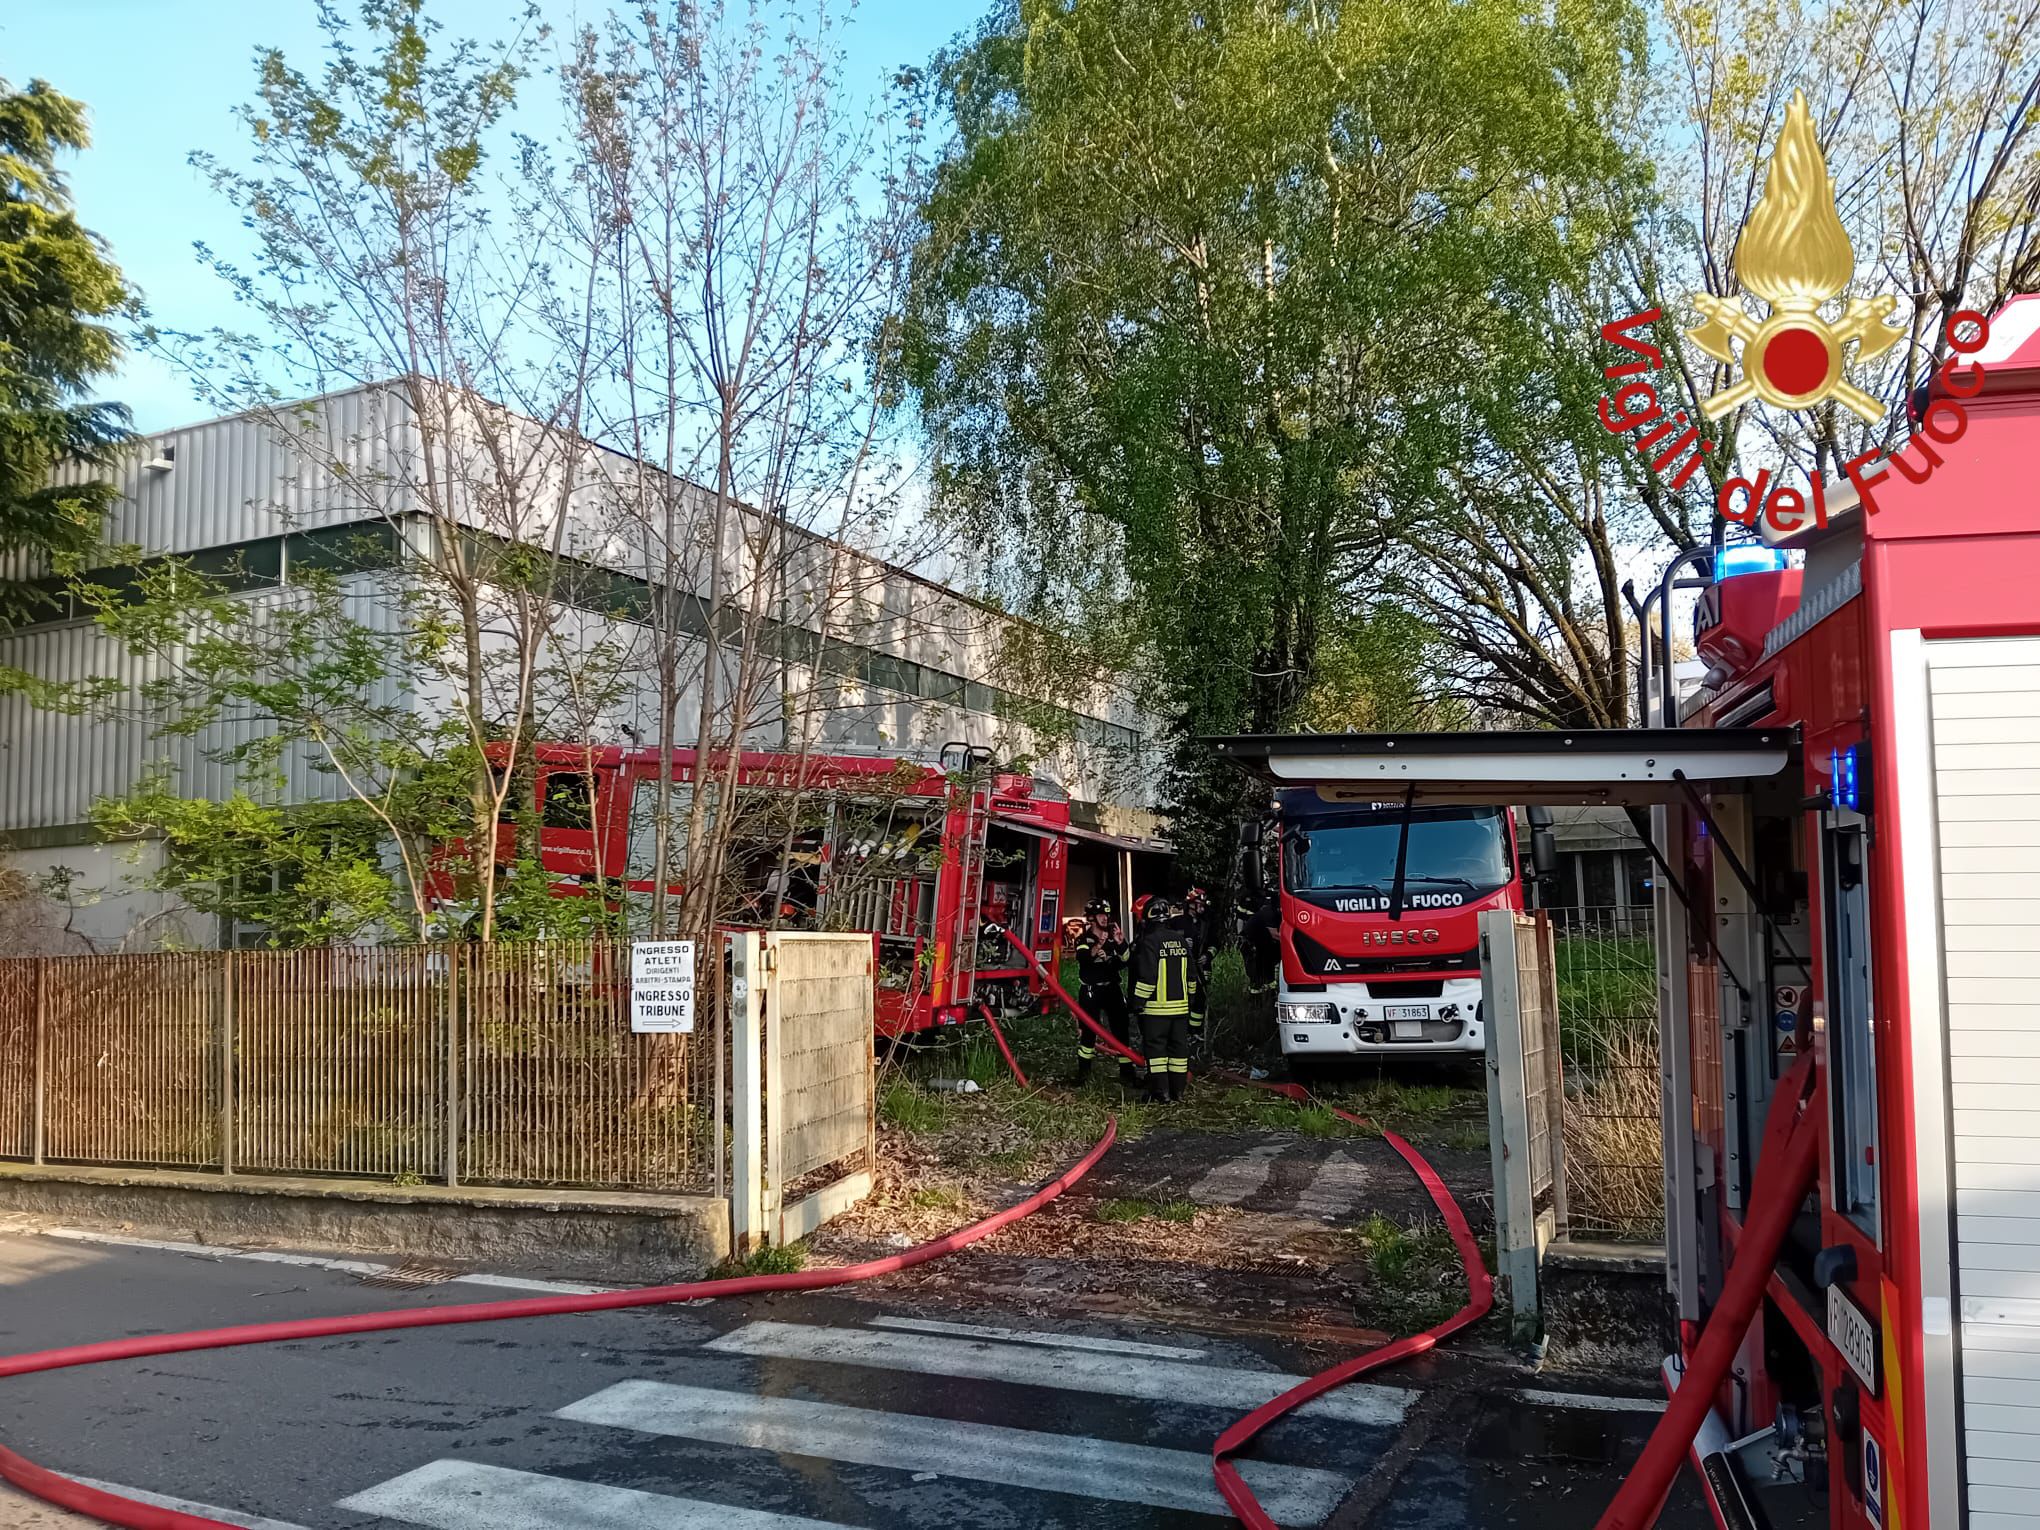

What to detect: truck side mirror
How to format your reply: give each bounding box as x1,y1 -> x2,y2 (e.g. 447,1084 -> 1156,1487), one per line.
1526,806 -> 1559,881
1235,819 -> 1263,898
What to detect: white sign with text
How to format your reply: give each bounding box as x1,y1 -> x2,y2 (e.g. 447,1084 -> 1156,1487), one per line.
630,940 -> 696,1034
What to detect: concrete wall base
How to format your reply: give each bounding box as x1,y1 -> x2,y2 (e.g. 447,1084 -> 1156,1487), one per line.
0,1163 -> 729,1284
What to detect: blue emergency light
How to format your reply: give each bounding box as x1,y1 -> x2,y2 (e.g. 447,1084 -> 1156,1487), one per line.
1714,543 -> 1790,581
1830,745 -> 1862,812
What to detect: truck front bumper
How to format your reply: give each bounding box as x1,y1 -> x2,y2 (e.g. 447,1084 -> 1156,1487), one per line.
1275,978 -> 1484,1056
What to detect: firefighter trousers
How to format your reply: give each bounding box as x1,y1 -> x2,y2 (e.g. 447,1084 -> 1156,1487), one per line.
1077,982 -> 1130,1061
1141,1009 -> 1191,1083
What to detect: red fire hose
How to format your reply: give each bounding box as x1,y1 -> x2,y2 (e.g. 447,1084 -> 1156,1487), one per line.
1594,1052 -> 1821,1530
0,1121 -> 1119,1530
1210,1076 -> 1494,1528
998,928 -> 1494,1529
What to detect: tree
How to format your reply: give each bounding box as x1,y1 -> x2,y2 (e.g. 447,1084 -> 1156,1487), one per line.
563,0 -> 925,945
0,78 -> 131,634
126,0 -> 631,943
903,0 -> 1648,879
98,0 -> 946,955
1663,0 -> 2040,483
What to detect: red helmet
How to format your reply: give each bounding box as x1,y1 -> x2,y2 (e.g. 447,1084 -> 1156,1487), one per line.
1132,893 -> 1153,924
1185,886 -> 1209,908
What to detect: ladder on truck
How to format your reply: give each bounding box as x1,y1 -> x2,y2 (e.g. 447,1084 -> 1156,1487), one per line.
941,742 -> 997,1009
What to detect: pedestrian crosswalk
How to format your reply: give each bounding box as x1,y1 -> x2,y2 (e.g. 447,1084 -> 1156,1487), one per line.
558,1378 -> 1352,1520
702,1319 -> 1412,1425
341,1461 -> 860,1530
333,1311 -> 1396,1529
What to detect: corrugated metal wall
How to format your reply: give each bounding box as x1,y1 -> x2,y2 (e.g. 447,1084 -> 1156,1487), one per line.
38,384 -> 417,571
0,575 -> 404,830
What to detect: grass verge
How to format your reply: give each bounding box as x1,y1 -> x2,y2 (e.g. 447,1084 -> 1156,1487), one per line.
712,1241 -> 808,1278
1094,1197 -> 1199,1224
1344,1213 -> 1476,1332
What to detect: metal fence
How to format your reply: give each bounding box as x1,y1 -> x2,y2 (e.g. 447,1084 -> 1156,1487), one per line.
1552,907 -> 1663,1240
0,942 -> 712,1194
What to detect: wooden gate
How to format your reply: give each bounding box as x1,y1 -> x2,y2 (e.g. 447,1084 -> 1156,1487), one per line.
728,931 -> 877,1250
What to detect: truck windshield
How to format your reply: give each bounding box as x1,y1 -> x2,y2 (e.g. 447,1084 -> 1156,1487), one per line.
1285,808 -> 1510,893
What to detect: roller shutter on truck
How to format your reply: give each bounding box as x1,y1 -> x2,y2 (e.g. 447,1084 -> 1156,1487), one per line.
1916,634 -> 2040,1529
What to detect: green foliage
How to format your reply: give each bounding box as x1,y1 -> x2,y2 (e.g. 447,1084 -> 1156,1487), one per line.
713,1241 -> 808,1277
904,0 -> 1650,879
1094,1197 -> 1198,1224
1554,931 -> 1658,1066
879,1080 -> 956,1134
1345,1213 -> 1472,1331
91,780 -> 404,947
0,77 -> 132,629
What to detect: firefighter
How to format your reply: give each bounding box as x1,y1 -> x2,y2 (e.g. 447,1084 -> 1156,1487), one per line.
1070,897 -> 1132,1084
1131,894 -> 1197,1102
1239,887 -> 1280,990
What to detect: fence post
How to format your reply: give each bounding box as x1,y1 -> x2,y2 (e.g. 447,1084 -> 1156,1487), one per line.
729,932 -> 765,1252
714,934 -> 727,1204
1536,912 -> 1570,1243
1481,908 -> 1541,1344
444,944 -> 462,1188
763,936 -> 784,1246
219,951 -> 236,1176
30,957 -> 45,1166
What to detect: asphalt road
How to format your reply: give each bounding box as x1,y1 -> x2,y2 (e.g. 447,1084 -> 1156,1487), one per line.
0,1227 -> 1712,1530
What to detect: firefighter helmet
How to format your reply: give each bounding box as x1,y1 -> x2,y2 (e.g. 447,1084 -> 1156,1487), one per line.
1132,893 -> 1154,924
1142,894 -> 1174,924
1084,897 -> 1115,919
1184,886 -> 1209,910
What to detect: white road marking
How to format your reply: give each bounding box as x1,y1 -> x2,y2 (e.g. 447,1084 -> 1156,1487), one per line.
69,1476 -> 311,1530
1188,1140 -> 1285,1206
1517,1388 -> 1666,1414
705,1321 -> 1412,1426
338,1461 -> 855,1530
40,1228 -> 611,1295
560,1379 -> 1353,1521
867,1314 -> 1208,1360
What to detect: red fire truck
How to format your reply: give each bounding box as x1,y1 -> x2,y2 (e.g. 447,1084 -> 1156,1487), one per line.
1251,789 -> 1545,1060
1221,296 -> 2040,1529
465,741 -> 1083,1037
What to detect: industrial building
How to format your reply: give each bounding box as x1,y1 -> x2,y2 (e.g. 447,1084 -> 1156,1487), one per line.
0,384 -> 1165,950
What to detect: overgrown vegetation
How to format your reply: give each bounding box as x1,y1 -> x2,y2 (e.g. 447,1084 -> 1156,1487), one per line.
1095,1197 -> 1199,1225
1345,1214 -> 1474,1332
713,1241 -> 808,1278
874,999 -> 1490,1171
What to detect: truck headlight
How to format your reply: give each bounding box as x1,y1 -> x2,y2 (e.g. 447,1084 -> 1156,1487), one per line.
1276,1000 -> 1339,1024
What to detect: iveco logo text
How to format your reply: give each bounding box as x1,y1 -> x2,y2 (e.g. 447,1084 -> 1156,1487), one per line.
1331,894 -> 1465,912
1343,928 -> 1444,946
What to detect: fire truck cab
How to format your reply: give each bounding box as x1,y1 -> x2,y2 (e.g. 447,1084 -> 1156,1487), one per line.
1218,295 -> 2040,1530
1254,789 -> 1531,1058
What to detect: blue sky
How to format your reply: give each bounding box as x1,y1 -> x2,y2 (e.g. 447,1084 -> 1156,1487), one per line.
5,0 -> 969,433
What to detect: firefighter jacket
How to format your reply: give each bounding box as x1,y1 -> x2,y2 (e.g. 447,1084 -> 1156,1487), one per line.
1131,924 -> 1198,1016
1073,924 -> 1129,988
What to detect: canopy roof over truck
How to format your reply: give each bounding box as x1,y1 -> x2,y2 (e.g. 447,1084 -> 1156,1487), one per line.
1210,727 -> 1795,805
